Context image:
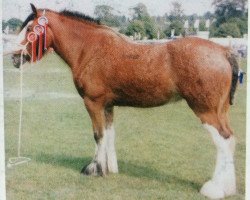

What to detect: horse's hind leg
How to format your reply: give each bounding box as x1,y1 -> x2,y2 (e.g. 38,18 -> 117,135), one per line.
81,98 -> 118,176
197,111 -> 236,199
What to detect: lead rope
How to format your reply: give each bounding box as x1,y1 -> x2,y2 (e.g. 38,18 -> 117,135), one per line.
8,43 -> 31,168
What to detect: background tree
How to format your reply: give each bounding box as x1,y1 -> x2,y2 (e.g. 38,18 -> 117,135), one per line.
94,5 -> 120,27
2,20 -> 8,31
164,1 -> 185,37
164,20 -> 184,37
199,19 -> 207,31
213,22 -> 241,37
203,11 -> 214,20
152,16 -> 168,39
228,17 -> 248,35
93,1 -> 247,39
4,18 -> 23,32
126,3 -> 157,39
130,3 -> 148,20
169,1 -> 184,21
125,20 -> 146,38
211,0 -> 247,37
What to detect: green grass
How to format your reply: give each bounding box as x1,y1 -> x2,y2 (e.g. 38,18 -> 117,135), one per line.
4,54 -> 246,200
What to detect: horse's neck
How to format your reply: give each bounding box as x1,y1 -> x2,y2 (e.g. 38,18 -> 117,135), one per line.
49,15 -> 99,68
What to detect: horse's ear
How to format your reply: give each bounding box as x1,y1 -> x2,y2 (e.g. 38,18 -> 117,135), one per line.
30,3 -> 37,16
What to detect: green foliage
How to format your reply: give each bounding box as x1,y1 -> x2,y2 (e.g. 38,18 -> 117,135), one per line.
94,5 -> 120,27
163,1 -> 186,37
169,1 -> 184,21
131,3 -> 149,20
141,15 -> 157,39
2,20 -> 7,30
228,17 -> 248,35
125,20 -> 146,38
165,20 -> 184,37
4,18 -> 23,32
125,3 -> 157,39
211,0 -> 248,37
199,20 -> 207,31
203,11 -> 214,19
101,17 -> 120,27
208,23 -> 217,37
93,0 -> 248,38
94,5 -> 113,19
213,22 -> 241,37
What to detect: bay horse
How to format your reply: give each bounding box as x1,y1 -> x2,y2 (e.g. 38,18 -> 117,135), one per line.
11,4 -> 239,199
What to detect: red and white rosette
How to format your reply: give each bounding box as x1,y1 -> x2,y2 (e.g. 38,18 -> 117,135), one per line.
27,32 -> 37,63
38,16 -> 48,50
34,25 -> 45,60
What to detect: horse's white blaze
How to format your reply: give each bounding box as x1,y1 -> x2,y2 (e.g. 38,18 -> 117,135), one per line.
200,124 -> 236,199
10,21 -> 33,53
106,125 -> 118,173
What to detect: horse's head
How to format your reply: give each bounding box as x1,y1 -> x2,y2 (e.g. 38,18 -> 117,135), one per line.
11,4 -> 53,68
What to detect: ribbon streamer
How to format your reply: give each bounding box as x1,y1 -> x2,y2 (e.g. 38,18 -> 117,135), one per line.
34,25 -> 44,60
27,32 -> 37,63
38,16 -> 48,50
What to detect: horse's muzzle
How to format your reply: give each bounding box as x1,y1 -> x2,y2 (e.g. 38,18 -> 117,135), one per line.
11,53 -> 30,68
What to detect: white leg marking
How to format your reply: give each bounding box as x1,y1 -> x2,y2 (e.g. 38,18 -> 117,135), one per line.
200,124 -> 236,199
95,132 -> 108,174
106,125 -> 118,173
86,125 -> 118,175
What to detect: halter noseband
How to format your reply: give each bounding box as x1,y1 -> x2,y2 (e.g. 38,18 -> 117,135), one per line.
27,12 -> 48,63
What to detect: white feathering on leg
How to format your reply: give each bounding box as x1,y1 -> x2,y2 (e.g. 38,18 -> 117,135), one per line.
200,124 -> 236,199
95,132 -> 108,174
106,125 -> 118,173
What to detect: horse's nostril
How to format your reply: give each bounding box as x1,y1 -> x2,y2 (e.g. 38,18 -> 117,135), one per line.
11,54 -> 30,68
11,54 -> 21,68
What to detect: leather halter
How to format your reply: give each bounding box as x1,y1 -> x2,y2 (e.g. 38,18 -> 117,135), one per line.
27,13 -> 48,63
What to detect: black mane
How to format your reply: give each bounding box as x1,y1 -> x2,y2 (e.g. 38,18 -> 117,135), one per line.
20,9 -> 100,32
60,10 -> 101,25
20,13 -> 35,31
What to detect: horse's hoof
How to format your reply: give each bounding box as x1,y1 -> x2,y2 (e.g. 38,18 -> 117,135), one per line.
200,180 -> 225,199
224,182 -> 236,197
81,162 -> 103,176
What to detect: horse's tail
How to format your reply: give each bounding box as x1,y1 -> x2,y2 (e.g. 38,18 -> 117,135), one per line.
227,51 -> 239,105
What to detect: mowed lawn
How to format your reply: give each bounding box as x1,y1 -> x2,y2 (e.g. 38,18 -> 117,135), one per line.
4,53 -> 246,200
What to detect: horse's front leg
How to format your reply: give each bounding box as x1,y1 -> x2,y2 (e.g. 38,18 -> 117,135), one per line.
104,106 -> 118,173
81,98 -> 118,176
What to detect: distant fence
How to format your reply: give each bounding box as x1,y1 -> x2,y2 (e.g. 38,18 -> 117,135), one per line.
3,33 -> 248,58
137,36 -> 248,58
137,37 -> 247,47
210,38 -> 247,47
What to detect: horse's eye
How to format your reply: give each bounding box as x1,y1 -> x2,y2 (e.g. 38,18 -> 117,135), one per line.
27,26 -> 32,32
